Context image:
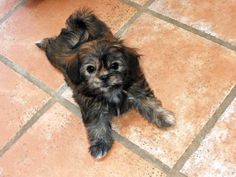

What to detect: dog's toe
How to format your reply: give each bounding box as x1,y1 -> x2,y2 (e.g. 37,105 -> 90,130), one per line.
89,142 -> 109,160
156,111 -> 176,128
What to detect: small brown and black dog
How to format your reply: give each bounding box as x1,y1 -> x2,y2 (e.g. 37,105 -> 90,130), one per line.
36,9 -> 175,159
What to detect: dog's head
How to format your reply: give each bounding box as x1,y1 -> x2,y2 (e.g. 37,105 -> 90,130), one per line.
66,40 -> 140,96
36,9 -> 140,97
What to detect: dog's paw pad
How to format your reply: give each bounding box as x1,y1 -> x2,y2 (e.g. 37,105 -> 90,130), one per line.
157,112 -> 176,128
89,142 -> 109,160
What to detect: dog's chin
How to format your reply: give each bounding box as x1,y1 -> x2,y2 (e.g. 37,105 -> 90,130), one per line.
99,83 -> 123,93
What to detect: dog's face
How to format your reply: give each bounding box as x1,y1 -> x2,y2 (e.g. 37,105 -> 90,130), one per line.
65,39 -> 139,97
78,40 -> 127,94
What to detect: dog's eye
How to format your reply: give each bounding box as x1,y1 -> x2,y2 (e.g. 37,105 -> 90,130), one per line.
86,65 -> 96,73
110,62 -> 119,70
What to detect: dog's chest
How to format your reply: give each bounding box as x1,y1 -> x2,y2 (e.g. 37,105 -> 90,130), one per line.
104,90 -> 129,116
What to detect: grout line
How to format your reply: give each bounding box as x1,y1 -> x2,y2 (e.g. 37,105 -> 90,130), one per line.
0,56 -> 83,157
120,0 -> 142,9
112,131 -> 171,173
145,9 -> 236,52
0,54 -> 82,118
115,12 -> 142,38
169,172 -> 187,177
0,98 -> 56,157
115,1 -> 141,37
56,83 -> 68,95
166,171 -> 188,177
0,54 -> 56,97
56,97 -> 83,119
121,0 -> 155,8
176,173 -> 188,177
0,0 -> 28,25
0,53 -> 83,115
120,0 -> 236,52
143,0 -> 156,7
167,85 -> 236,177
116,0 -> 154,37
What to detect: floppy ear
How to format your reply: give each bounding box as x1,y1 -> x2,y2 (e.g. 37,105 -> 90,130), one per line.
66,59 -> 83,85
123,46 -> 141,79
115,45 -> 141,89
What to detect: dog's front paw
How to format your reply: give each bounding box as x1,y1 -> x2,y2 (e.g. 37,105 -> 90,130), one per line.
156,110 -> 176,128
89,142 -> 110,159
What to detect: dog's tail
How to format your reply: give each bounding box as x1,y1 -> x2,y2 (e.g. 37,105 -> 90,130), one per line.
36,9 -> 111,50
66,8 -> 112,44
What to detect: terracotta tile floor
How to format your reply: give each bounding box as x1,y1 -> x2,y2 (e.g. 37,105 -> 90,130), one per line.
0,0 -> 235,177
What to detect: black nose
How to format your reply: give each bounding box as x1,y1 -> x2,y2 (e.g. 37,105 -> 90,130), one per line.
100,75 -> 108,82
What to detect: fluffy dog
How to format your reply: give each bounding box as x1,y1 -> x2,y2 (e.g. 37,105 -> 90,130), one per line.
36,9 -> 175,159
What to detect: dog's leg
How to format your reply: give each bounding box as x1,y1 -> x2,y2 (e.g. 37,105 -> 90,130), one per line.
129,82 -> 176,128
83,110 -> 113,159
132,96 -> 176,128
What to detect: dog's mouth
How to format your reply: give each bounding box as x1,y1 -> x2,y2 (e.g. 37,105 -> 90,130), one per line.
102,82 -> 122,87
90,75 -> 123,93
111,83 -> 123,89
99,82 -> 123,94
101,76 -> 123,88
100,83 -> 122,91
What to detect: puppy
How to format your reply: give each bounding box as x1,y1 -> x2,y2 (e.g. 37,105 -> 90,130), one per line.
36,9 -> 175,159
